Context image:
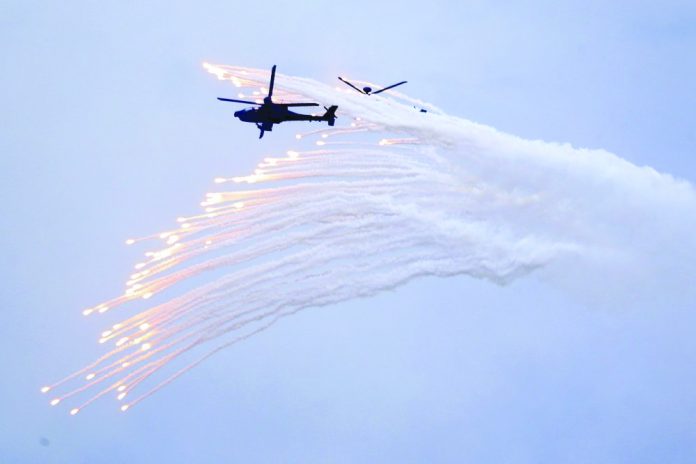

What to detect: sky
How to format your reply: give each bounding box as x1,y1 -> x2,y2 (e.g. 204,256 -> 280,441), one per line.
1,1 -> 696,463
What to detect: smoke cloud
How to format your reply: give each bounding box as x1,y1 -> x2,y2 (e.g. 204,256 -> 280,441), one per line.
42,65 -> 696,413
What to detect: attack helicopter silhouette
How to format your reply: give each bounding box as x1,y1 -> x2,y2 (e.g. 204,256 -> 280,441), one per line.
218,65 -> 338,138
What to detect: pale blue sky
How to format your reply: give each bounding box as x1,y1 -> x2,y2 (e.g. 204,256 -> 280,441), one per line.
1,1 -> 695,462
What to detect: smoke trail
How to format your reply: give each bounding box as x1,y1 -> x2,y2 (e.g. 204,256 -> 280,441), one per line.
42,64 -> 696,414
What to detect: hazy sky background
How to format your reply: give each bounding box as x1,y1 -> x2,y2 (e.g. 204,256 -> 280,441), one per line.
1,1 -> 695,462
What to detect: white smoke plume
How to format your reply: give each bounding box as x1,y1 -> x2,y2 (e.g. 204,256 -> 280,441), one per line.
42,64 -> 696,414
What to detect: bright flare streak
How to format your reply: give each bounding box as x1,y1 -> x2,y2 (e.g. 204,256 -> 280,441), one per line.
50,399 -> 60,406
70,408 -> 80,415
40,386 -> 50,394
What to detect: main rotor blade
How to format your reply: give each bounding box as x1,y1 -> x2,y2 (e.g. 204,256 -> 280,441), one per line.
338,76 -> 366,94
371,81 -> 408,95
268,65 -> 276,100
281,102 -> 320,107
217,97 -> 260,105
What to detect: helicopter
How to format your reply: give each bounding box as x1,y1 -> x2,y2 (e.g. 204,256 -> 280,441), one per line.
337,76 -> 407,96
337,76 -> 426,112
218,65 -> 338,138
